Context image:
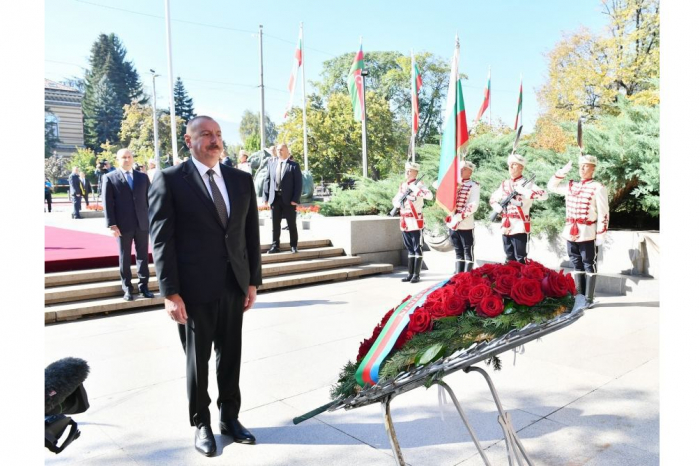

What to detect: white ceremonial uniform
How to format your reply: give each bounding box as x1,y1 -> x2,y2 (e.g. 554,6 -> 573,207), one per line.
489,176 -> 548,235
393,180 -> 433,232
447,180 -> 480,230
547,176 -> 609,242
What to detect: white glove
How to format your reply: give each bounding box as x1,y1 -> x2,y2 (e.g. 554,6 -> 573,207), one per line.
556,161 -> 573,178
595,235 -> 605,246
408,183 -> 421,194
492,204 -> 503,213
510,199 -> 523,207
513,184 -> 526,194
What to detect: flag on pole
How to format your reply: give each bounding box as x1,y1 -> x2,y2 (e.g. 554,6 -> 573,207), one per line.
474,67 -> 491,123
347,43 -> 365,122
435,37 -> 469,213
283,27 -> 303,119
411,52 -> 422,135
514,75 -> 523,130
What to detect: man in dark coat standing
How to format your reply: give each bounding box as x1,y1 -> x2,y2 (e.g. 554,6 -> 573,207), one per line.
262,143 -> 302,253
79,170 -> 92,208
102,149 -> 154,301
68,166 -> 82,219
149,116 -> 262,457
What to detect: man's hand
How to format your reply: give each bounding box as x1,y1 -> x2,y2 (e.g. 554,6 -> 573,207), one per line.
595,235 -> 605,246
408,183 -> 421,193
165,293 -> 188,325
243,286 -> 257,312
556,161 -> 573,177
109,225 -> 121,237
291,201 -> 298,206
263,201 -> 269,207
491,203 -> 503,213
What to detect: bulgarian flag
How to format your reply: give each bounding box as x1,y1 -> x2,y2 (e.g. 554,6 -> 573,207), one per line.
474,67 -> 491,123
411,51 -> 422,135
514,75 -> 523,130
283,27 -> 303,119
435,37 -> 469,213
347,42 -> 365,122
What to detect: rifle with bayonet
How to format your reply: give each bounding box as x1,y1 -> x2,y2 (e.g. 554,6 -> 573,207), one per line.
488,173 -> 536,222
389,174 -> 425,217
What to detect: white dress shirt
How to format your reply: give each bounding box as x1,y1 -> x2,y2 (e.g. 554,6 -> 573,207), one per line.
191,157 -> 231,216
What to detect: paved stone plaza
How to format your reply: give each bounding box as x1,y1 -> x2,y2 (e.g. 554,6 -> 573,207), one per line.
44,212 -> 659,465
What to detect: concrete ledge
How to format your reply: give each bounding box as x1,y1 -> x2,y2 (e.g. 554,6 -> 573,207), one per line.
313,216 -> 403,264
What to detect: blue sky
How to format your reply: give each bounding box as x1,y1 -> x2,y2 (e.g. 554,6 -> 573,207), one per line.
45,0 -> 609,146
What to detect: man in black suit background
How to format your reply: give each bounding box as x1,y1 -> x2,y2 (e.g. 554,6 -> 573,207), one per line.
79,170 -> 93,208
149,116 -> 262,457
68,166 -> 82,219
263,143 -> 302,254
102,149 -> 154,301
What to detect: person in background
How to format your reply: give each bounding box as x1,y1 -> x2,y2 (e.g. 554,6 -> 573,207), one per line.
45,178 -> 53,213
262,143 -> 302,254
237,150 -> 252,174
69,166 -> 83,219
446,160 -> 480,273
79,171 -> 92,208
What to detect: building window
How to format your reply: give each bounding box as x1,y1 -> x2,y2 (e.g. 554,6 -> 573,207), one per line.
45,111 -> 59,139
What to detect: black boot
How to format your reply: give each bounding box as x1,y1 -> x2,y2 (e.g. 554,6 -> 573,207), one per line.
574,273 -> 586,296
585,273 -> 597,306
401,256 -> 415,282
454,260 -> 465,274
410,256 -> 423,283
465,261 -> 474,272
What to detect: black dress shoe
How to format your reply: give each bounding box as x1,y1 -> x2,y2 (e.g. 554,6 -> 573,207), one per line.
194,425 -> 217,457
220,419 -> 256,444
140,289 -> 155,298
123,291 -> 134,301
267,247 -> 281,254
290,247 -> 298,253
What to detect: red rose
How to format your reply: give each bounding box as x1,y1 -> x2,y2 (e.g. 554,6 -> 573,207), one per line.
427,302 -> 448,319
426,288 -> 445,304
444,295 -> 467,316
356,338 -> 375,362
521,264 -> 546,281
380,308 -> 395,327
494,274 -> 516,296
477,294 -> 505,317
408,308 -> 433,333
452,272 -> 473,287
477,263 -> 498,278
455,282 -> 473,301
566,273 -> 577,295
494,265 -> 519,277
541,271 -> 569,298
506,260 -> 525,270
468,284 -> 493,307
395,328 -> 414,350
510,278 -> 545,306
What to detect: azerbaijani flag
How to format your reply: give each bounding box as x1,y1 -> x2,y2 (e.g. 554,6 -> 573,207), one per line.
474,67 -> 491,123
411,52 -> 422,135
514,76 -> 523,130
435,37 -> 469,213
347,43 -> 365,122
283,27 -> 303,119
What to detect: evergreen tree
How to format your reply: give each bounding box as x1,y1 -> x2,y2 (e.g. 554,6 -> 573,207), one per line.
82,33 -> 144,150
85,75 -> 122,149
171,77 -> 196,149
239,110 -> 278,146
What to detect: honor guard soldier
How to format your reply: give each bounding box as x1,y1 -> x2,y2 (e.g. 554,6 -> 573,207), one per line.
445,160 -> 480,273
489,153 -> 548,263
547,155 -> 609,305
392,161 -> 433,283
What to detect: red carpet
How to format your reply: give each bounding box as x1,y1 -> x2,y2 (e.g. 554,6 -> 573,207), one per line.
45,226 -> 153,273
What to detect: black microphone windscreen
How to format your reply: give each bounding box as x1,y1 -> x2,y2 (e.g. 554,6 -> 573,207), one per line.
45,357 -> 90,415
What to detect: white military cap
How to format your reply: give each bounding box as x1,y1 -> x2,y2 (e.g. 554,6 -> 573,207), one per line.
507,153 -> 527,167
405,161 -> 420,172
459,160 -> 476,171
578,154 -> 598,166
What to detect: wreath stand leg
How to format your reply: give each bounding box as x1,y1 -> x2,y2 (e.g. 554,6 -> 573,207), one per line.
465,366 -> 534,466
381,394 -> 405,466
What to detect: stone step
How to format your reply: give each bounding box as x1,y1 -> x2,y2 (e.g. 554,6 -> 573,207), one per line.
45,256 -> 363,304
45,263 -> 394,324
45,246 -> 346,287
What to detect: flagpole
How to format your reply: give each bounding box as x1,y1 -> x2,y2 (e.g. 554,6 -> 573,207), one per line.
259,25 -> 266,151
488,66 -> 492,127
301,22 -> 308,172
411,49 -> 415,163
164,0 -> 179,164
360,37 -> 368,178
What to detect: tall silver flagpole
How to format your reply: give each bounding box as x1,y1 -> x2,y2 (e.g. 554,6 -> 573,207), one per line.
164,0 -> 179,164
360,37 -> 368,178
149,69 -> 161,169
259,25 -> 266,151
411,49 -> 416,163
489,66 -> 492,127
301,22 -> 308,171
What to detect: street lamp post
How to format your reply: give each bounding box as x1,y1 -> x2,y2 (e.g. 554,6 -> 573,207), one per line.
149,69 -> 161,170
361,69 -> 369,178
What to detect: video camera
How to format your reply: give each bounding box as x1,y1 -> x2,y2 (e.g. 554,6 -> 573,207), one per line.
97,159 -> 109,174
45,357 -> 90,454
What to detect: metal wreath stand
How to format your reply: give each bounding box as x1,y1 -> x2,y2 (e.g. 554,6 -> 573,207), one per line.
297,295 -> 587,466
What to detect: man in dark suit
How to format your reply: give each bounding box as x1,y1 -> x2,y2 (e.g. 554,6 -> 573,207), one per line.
149,116 -> 262,457
102,149 -> 154,301
68,166 -> 82,219
262,143 -> 302,253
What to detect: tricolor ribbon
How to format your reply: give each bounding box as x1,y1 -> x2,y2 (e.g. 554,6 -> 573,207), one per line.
355,280 -> 448,386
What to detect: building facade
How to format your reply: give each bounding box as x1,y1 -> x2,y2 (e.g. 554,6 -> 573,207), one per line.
45,79 -> 85,158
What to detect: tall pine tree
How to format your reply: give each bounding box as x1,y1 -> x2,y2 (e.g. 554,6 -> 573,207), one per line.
82,33 -> 144,151
172,77 -> 196,149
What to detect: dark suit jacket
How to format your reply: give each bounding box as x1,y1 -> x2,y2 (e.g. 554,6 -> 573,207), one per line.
102,169 -> 150,232
148,159 -> 262,303
69,173 -> 81,197
263,158 -> 302,205
80,178 -> 92,196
